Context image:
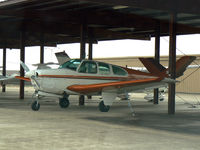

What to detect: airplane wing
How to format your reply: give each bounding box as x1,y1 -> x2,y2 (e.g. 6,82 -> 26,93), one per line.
67,77 -> 163,94
15,76 -> 31,81
0,74 -> 18,81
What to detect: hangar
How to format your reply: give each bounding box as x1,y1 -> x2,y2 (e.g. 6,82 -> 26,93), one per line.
0,0 -> 200,114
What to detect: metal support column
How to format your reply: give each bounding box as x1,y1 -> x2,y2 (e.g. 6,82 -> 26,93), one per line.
2,46 -> 6,92
154,22 -> 160,104
88,41 -> 93,60
87,40 -> 93,100
40,34 -> 44,64
20,32 -> 25,99
80,24 -> 86,60
168,13 -> 177,114
79,23 -> 87,105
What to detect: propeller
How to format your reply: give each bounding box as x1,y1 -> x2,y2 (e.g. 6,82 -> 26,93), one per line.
20,61 -> 40,89
20,61 -> 30,72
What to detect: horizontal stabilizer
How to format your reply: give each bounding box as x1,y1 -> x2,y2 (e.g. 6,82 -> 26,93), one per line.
139,58 -> 166,76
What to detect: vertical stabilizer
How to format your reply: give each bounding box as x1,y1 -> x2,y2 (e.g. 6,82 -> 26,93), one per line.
55,51 -> 70,65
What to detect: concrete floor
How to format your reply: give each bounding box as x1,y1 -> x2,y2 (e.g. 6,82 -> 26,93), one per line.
0,85 -> 200,150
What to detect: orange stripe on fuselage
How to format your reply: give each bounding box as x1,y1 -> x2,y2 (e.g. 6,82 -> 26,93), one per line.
38,74 -> 136,81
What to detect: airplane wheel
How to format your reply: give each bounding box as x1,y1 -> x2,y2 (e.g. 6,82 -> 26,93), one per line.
31,101 -> 40,111
160,98 -> 164,101
99,101 -> 110,112
59,98 -> 70,108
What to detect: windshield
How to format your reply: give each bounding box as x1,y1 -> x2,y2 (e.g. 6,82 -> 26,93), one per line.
58,59 -> 82,71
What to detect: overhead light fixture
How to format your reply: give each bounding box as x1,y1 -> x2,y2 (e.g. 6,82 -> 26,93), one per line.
113,5 -> 129,10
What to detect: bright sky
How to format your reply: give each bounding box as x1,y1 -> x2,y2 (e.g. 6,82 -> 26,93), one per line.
0,34 -> 200,70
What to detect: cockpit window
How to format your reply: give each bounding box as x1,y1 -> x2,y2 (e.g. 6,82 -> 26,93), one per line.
98,62 -> 110,75
58,59 -> 81,71
112,65 -> 127,76
78,61 -> 97,74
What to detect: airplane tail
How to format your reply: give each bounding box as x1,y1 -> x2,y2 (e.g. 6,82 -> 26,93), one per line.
139,57 -> 166,76
55,51 -> 70,65
175,56 -> 196,78
139,56 -> 196,78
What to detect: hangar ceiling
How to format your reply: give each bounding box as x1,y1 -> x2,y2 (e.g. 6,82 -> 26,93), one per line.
0,0 -> 200,48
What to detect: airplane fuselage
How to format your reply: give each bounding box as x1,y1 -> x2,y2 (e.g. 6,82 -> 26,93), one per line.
28,59 -> 167,96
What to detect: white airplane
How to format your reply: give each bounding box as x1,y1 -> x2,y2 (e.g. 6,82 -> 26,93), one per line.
15,55 -> 195,112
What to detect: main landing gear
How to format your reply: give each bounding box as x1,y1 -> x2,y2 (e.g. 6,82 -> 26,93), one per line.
59,97 -> 70,108
59,93 -> 70,108
98,101 -> 110,112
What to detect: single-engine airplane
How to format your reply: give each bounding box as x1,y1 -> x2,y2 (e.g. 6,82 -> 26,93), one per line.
16,55 -> 195,112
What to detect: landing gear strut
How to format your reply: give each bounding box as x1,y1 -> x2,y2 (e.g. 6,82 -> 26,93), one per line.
98,101 -> 110,112
31,91 -> 40,111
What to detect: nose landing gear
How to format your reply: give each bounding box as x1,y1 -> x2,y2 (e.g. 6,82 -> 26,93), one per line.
59,93 -> 70,108
31,101 -> 40,111
31,91 -> 41,111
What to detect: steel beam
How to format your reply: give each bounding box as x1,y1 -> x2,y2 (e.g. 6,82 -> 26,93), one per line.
87,39 -> 93,100
168,13 -> 177,114
79,23 -> 87,106
40,34 -> 44,64
88,41 -> 93,60
80,24 -> 86,59
20,32 -> 25,99
2,46 -> 6,92
154,22 -> 160,104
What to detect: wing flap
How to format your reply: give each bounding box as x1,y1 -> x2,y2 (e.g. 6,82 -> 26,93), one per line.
67,77 -> 162,94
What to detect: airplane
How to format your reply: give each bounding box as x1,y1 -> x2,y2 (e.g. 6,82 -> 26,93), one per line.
15,55 -> 195,112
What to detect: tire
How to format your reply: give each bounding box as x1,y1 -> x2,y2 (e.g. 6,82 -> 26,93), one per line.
59,98 -> 70,108
98,101 -> 110,112
31,101 -> 40,111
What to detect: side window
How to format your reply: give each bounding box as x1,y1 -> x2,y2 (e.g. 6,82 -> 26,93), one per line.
98,62 -> 110,75
78,61 -> 97,74
112,65 -> 127,76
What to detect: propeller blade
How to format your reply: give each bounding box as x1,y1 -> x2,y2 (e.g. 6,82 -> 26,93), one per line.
20,61 -> 30,72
